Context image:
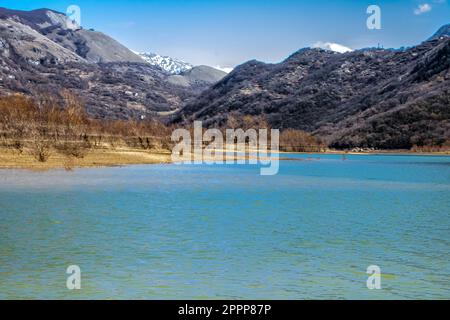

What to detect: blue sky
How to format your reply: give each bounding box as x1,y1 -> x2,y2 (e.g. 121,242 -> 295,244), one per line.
2,0 -> 449,68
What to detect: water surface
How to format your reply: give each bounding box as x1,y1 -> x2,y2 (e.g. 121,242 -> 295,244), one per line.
0,154 -> 449,299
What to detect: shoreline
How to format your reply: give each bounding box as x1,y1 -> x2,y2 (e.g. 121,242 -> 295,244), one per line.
1,146 -> 449,171
279,150 -> 450,156
0,147 -> 172,171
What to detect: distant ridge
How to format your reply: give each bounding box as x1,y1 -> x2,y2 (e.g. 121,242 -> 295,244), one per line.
176,24 -> 450,149
167,65 -> 227,90
137,52 -> 193,74
430,23 -> 450,40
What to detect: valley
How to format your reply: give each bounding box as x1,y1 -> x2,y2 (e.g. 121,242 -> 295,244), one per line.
0,7 -> 449,163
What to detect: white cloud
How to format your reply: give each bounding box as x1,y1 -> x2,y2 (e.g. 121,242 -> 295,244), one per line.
215,66 -> 234,73
414,3 -> 432,15
312,42 -> 353,53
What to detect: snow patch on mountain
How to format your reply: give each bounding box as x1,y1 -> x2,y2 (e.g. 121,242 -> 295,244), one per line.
214,65 -> 234,73
312,42 -> 353,53
137,52 -> 193,74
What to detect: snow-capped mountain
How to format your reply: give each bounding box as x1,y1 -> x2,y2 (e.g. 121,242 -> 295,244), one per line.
137,52 -> 193,74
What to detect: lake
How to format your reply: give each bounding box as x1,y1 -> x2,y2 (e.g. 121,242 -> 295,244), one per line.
0,154 -> 449,299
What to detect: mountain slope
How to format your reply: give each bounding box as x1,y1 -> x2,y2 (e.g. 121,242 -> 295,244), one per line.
137,52 -> 227,88
0,16 -> 85,64
0,7 -> 144,63
43,27 -> 145,63
167,65 -> 227,91
0,49 -> 196,119
0,8 -> 200,119
137,52 -> 193,74
176,34 -> 450,149
430,23 -> 450,40
0,8 -> 68,29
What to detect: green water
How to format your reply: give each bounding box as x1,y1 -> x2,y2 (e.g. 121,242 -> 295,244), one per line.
0,154 -> 449,299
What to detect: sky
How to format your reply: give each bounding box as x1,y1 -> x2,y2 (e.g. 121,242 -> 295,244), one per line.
1,0 -> 449,69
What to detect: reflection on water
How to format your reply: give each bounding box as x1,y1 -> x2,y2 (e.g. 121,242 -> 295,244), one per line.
0,154 -> 449,299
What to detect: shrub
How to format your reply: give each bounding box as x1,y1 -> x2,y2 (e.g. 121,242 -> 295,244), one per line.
31,131 -> 52,162
280,129 -> 324,152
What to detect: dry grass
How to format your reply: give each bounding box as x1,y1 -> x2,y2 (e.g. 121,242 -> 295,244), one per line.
0,92 -> 174,170
0,146 -> 171,170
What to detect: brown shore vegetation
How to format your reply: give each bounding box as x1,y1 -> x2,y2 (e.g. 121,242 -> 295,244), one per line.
0,92 -> 448,170
0,92 -> 174,169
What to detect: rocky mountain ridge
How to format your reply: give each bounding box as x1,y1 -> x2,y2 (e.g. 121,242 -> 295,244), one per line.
0,8 -> 225,119
176,35 -> 450,149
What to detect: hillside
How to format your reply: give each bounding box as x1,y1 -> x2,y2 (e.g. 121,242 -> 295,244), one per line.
430,23 -> 450,40
176,36 -> 450,149
137,52 -> 193,74
0,8 -> 223,119
0,7 -> 144,63
167,65 -> 227,91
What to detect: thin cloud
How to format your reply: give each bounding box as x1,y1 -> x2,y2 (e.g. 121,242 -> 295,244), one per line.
414,4 -> 432,15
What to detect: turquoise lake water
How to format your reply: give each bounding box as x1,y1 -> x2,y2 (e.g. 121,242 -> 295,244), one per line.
0,154 -> 449,299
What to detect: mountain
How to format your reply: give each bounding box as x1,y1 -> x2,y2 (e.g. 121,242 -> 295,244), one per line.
0,52 -> 196,119
1,7 -> 449,149
167,65 -> 227,91
0,7 -> 144,63
176,31 -> 450,149
137,52 -> 227,87
0,8 -> 71,30
0,8 -> 205,119
430,24 -> 450,40
137,52 -> 193,74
